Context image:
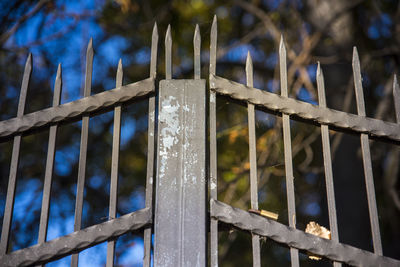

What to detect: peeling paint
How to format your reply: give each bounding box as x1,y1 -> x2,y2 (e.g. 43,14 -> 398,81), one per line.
210,92 -> 216,103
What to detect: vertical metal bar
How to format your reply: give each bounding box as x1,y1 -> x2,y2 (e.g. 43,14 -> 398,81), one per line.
154,77 -> 206,266
37,64 -> 62,259
279,36 -> 299,267
194,24 -> 201,80
154,24 -> 206,266
143,22 -> 158,267
209,15 -> 219,267
106,59 -> 123,267
393,75 -> 400,123
316,63 -> 341,267
71,38 -> 94,267
246,52 -> 261,267
165,25 -> 172,80
0,53 -> 32,255
352,47 -> 382,255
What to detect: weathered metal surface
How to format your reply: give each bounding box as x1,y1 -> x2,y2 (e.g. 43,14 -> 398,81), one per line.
246,52 -> 261,267
194,24 -> 201,79
0,78 -> 154,139
316,63 -> 341,267
154,79 -> 206,267
352,47 -> 382,255
72,38 -> 94,267
279,36 -> 299,267
210,75 -> 400,143
143,22 -> 158,267
0,53 -> 32,255
106,59 -> 123,267
210,199 -> 400,267
209,15 -> 219,267
37,64 -> 62,254
165,25 -> 172,79
0,208 -> 151,267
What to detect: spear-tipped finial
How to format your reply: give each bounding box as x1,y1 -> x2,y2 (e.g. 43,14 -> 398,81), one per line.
194,24 -> 201,79
87,38 -> 94,55
352,46 -> 366,116
393,74 -> 400,123
279,34 -> 288,97
25,53 -> 32,71
246,51 -> 253,87
149,22 -> 159,79
316,62 -> 327,107
53,63 -> 62,106
17,53 -> 33,117
352,46 -> 360,67
210,15 -> 218,76
84,38 -> 94,97
279,34 -> 286,54
116,58 -> 123,88
165,24 -> 172,79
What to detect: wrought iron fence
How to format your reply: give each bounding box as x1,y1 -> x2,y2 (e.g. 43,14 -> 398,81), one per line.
0,15 -> 399,267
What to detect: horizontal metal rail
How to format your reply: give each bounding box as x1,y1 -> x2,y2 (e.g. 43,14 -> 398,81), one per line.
210,74 -> 400,143
0,208 -> 151,267
0,78 -> 154,139
210,199 -> 400,267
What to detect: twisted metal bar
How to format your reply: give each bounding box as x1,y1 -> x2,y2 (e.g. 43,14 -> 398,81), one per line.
0,78 -> 154,140
0,208 -> 151,267
210,199 -> 400,267
210,74 -> 400,143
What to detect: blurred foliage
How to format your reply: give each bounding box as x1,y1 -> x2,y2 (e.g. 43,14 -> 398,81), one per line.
1,0 -> 400,266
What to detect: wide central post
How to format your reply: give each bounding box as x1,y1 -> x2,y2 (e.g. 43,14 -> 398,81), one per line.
154,79 -> 206,266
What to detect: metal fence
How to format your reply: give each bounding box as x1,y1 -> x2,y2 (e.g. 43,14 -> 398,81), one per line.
0,16 -> 400,266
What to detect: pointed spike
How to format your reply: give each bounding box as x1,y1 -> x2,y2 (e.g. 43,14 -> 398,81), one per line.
279,34 -> 286,54
393,74 -> 400,123
194,24 -> 201,79
352,46 -> 360,69
17,53 -> 33,117
150,22 -> 158,79
210,15 -> 218,76
316,62 -> 327,107
279,35 -> 288,97
246,51 -> 253,87
165,24 -> 172,79
316,61 -> 321,77
352,46 -> 366,116
87,38 -> 93,55
84,38 -> 94,97
52,63 -> 62,106
116,58 -> 123,88
25,53 -> 32,71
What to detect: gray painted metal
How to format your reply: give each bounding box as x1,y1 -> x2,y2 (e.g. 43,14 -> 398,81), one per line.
210,74 -> 400,143
0,53 -> 32,255
353,47 -> 383,255
246,52 -> 261,267
37,64 -> 62,267
143,22 -> 159,267
72,38 -> 94,267
0,208 -> 151,267
154,79 -> 206,267
106,59 -> 123,267
209,15 -> 219,267
2,17 -> 400,267
210,199 -> 400,267
316,63 -> 341,267
0,78 -> 154,139
279,36 -> 299,267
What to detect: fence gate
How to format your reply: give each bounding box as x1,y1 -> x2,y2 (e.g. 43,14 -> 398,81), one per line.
1,17 -> 400,267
